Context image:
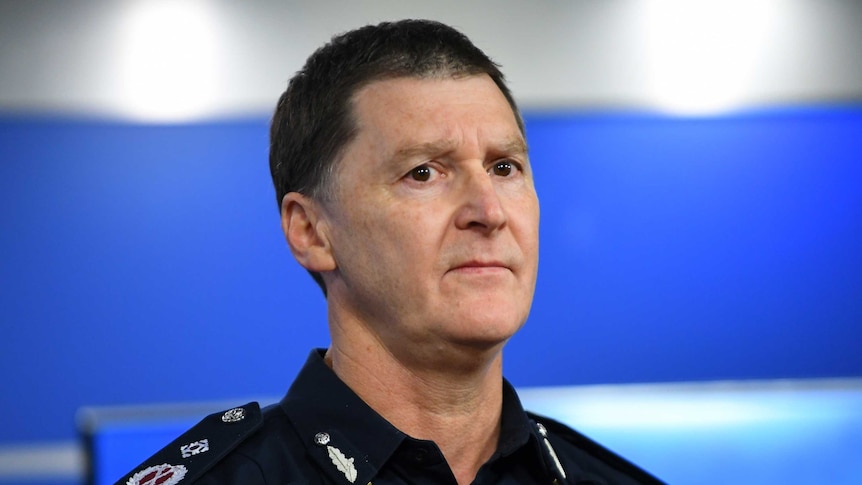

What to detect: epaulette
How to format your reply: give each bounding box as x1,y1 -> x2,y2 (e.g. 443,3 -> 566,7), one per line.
526,411 -> 666,485
117,402 -> 263,485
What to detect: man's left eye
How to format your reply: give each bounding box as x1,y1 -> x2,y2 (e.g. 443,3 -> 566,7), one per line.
409,165 -> 433,182
490,161 -> 516,177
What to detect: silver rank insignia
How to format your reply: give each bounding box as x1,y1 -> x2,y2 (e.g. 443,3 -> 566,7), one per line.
180,438 -> 210,458
221,407 -> 246,423
536,422 -> 567,480
314,432 -> 357,483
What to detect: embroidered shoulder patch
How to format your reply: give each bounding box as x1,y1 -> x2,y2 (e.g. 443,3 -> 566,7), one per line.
118,402 -> 263,485
126,463 -> 187,485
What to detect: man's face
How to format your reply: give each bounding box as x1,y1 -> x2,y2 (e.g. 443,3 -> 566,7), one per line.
320,75 -> 539,363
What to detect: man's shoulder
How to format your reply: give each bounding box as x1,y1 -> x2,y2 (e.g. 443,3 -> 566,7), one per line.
118,402 -> 267,485
526,411 -> 666,485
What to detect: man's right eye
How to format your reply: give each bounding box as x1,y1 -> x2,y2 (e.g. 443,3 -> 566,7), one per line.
409,165 -> 432,182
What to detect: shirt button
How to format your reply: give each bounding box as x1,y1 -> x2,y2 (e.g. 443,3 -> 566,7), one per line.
413,448 -> 428,464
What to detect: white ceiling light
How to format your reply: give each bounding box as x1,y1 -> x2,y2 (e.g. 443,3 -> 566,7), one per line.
640,0 -> 782,115
115,0 -> 222,122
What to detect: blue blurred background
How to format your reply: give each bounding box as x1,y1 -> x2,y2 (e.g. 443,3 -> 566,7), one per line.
1,1 -> 861,484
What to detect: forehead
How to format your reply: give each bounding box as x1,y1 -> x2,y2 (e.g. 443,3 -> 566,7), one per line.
348,75 -> 524,156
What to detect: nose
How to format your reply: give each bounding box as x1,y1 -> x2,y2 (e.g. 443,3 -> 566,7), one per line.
453,168 -> 507,233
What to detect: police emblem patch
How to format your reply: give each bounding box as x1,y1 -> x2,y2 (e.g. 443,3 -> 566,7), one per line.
180,438 -> 210,458
126,463 -> 187,485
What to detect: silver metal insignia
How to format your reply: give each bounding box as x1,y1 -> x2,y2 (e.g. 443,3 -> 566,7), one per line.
536,422 -> 548,437
221,407 -> 246,423
180,438 -> 210,458
536,422 -> 566,480
327,445 -> 357,483
543,437 -> 567,480
313,431 -> 356,482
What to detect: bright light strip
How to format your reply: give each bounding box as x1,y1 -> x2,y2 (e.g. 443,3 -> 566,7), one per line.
115,0 -> 222,122
546,397 -> 776,428
639,0 -> 782,115
524,393 -> 777,429
518,381 -> 857,430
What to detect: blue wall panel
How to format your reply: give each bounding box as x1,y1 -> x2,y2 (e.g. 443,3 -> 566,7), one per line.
0,118 -> 330,443
1,107 -> 861,446
507,108 -> 862,386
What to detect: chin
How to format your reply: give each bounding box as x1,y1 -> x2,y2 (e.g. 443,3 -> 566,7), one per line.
447,312 -> 526,349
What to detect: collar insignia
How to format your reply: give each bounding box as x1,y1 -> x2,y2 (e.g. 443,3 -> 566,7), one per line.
314,431 -> 357,483
536,422 -> 567,480
327,444 -> 358,483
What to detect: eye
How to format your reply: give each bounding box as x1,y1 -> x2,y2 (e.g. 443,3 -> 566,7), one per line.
408,164 -> 433,182
490,160 -> 517,177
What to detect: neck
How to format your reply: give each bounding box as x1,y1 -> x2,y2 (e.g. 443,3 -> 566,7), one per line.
326,311 -> 506,485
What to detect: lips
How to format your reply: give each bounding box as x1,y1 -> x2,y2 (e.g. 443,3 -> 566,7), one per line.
455,260 -> 506,268
449,260 -> 512,274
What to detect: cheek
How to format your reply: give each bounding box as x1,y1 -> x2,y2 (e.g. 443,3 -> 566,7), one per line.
512,196 -> 541,245
351,206 -> 432,262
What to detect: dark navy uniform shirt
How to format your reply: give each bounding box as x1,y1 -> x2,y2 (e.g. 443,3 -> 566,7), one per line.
120,349 -> 664,485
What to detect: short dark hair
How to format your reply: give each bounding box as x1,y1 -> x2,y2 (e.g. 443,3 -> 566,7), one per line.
269,19 -> 523,294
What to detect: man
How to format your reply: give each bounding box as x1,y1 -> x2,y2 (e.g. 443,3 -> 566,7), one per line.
120,20 -> 663,485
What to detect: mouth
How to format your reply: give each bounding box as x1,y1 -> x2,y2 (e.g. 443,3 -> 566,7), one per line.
449,260 -> 511,274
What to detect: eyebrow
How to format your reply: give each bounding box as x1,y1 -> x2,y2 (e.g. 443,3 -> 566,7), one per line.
498,137 -> 529,157
392,139 -> 457,162
391,136 -> 528,162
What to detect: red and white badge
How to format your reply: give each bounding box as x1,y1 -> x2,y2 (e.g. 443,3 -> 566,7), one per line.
126,463 -> 188,485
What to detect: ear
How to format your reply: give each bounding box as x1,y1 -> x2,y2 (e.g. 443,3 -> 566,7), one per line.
281,192 -> 337,272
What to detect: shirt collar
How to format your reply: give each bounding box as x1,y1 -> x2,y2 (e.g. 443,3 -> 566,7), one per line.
280,348 -> 549,483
